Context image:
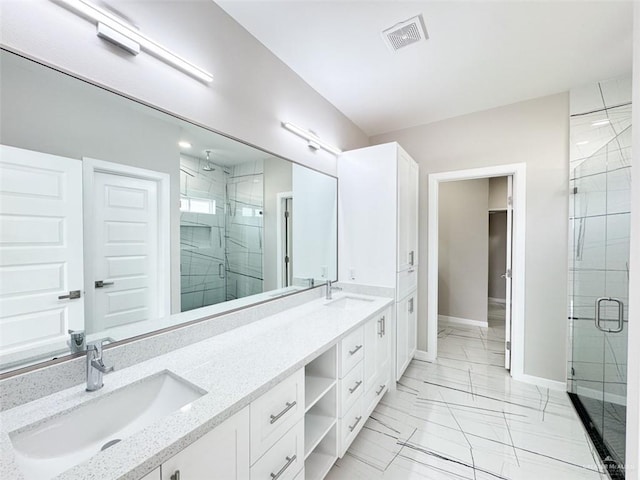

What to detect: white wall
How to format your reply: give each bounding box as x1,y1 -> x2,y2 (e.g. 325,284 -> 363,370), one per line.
0,0 -> 369,176
625,3 -> 640,477
438,179 -> 489,323
373,93 -> 570,382
263,158 -> 292,291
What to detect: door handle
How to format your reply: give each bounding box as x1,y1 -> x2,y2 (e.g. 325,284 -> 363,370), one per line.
94,280 -> 114,288
595,297 -> 624,333
58,290 -> 81,300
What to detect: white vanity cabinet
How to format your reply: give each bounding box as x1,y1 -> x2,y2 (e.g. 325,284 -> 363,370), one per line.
160,406 -> 250,480
338,142 -> 420,382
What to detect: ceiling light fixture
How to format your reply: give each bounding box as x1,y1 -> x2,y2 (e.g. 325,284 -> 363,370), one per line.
281,122 -> 342,156
56,0 -> 213,83
178,141 -> 192,149
591,119 -> 611,127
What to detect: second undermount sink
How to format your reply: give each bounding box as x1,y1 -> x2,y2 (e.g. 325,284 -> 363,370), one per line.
10,371 -> 206,480
325,295 -> 375,309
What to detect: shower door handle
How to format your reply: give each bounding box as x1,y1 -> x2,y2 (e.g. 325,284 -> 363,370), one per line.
595,297 -> 624,333
218,263 -> 225,279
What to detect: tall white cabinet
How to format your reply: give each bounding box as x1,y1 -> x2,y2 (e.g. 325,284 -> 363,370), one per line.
338,142 -> 419,381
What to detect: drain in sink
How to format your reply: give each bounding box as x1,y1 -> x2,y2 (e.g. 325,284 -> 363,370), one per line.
101,439 -> 122,451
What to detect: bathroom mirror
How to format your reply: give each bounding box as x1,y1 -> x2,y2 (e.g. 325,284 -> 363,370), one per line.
0,49 -> 338,374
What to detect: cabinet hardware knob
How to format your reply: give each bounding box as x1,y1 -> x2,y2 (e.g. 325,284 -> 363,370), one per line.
270,455 -> 297,480
270,401 -> 296,424
376,384 -> 386,395
348,380 -> 363,394
348,344 -> 363,356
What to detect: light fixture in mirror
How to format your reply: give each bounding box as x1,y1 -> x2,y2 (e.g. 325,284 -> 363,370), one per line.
0,48 -> 337,374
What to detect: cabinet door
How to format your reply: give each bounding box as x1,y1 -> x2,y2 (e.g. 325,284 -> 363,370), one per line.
363,315 -> 380,390
407,292 -> 417,358
408,159 -> 419,267
395,298 -> 409,380
161,407 -> 249,480
397,150 -> 411,271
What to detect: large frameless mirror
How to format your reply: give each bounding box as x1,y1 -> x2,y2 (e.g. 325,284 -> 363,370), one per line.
0,49 -> 338,374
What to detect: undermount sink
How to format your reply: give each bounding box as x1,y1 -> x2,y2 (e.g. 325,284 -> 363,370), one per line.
325,295 -> 375,309
10,371 -> 206,480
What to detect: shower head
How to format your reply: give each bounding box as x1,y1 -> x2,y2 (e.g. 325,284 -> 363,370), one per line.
203,150 -> 215,171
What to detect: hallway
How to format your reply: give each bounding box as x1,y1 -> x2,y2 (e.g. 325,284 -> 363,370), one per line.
327,319 -> 607,479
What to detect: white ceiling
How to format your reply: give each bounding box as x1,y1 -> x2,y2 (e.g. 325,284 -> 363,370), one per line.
216,1 -> 634,137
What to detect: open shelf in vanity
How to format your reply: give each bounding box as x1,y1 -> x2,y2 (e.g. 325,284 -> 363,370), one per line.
304,345 -> 338,480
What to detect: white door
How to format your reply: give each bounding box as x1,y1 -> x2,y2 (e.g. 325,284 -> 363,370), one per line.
88,171 -> 160,332
504,175 -> 514,369
0,145 -> 84,358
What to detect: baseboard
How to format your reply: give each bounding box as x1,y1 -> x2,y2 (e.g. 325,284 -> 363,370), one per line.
413,350 -> 434,362
576,386 -> 627,406
488,297 -> 506,304
512,373 -> 566,391
438,314 -> 488,328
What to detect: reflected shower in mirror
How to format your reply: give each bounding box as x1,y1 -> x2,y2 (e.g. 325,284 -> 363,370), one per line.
0,49 -> 338,374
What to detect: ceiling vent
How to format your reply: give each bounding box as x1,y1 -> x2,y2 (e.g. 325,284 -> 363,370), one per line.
382,15 -> 428,52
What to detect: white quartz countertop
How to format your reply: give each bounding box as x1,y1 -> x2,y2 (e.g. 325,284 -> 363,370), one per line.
0,292 -> 393,480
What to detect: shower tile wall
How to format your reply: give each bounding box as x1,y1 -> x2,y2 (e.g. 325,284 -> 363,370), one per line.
180,156 -> 227,311
225,160 -> 264,300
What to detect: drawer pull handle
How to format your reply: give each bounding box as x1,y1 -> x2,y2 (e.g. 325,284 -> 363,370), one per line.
376,384 -> 386,395
170,470 -> 180,480
349,380 -> 363,394
270,401 -> 297,424
270,455 -> 297,480
348,344 -> 363,356
348,416 -> 363,432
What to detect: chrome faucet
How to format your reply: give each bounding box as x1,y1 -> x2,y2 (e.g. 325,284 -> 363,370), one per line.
86,340 -> 114,392
325,280 -> 342,300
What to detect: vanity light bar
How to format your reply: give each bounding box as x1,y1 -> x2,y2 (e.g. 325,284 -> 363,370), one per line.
281,122 -> 343,156
57,0 -> 214,83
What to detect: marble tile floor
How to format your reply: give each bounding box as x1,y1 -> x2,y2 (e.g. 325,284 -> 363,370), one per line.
326,319 -> 608,479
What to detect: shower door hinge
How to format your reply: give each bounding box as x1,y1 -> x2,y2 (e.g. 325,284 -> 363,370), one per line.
507,196 -> 513,206
571,367 -> 575,376
284,256 -> 289,264
284,211 -> 290,218
506,341 -> 511,351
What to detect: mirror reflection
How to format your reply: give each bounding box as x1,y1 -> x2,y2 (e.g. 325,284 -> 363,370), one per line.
0,49 -> 338,373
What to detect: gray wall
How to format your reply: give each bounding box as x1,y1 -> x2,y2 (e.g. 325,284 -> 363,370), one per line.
438,179 -> 489,323
0,0 -> 369,176
373,93 -> 570,382
489,176 -> 508,210
488,211 -> 508,300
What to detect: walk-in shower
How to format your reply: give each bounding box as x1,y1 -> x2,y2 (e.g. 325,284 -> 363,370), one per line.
568,77 -> 632,479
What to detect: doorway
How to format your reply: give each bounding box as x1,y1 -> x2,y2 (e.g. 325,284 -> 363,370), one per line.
427,163 -> 526,379
83,158 -> 171,333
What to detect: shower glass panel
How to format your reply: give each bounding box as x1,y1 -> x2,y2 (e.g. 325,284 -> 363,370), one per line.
568,77 -> 631,479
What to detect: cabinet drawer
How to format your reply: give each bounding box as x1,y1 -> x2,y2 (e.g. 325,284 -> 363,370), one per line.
250,369 -> 304,464
340,361 -> 364,415
363,375 -> 389,418
251,420 -> 304,480
340,326 -> 364,377
396,267 -> 417,300
339,397 -> 363,457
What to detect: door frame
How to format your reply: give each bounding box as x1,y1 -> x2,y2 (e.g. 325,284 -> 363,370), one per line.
427,163 -> 526,379
276,191 -> 293,288
82,158 -> 171,328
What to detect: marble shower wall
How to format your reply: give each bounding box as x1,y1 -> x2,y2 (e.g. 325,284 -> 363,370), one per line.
225,160 -> 264,300
180,156 -> 228,311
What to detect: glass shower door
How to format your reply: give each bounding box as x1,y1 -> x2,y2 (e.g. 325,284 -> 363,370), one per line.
569,97 -> 631,478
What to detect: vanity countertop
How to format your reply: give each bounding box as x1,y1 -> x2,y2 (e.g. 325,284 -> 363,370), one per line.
0,292 -> 393,480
